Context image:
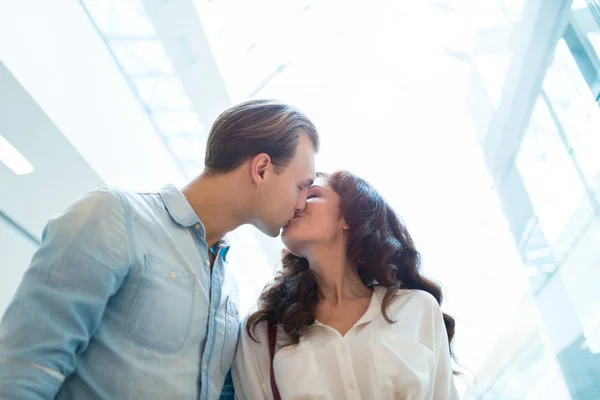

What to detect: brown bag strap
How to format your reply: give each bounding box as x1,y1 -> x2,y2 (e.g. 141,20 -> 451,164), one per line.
268,321 -> 282,400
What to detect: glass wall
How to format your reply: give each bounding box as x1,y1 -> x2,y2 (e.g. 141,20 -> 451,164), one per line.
479,1 -> 600,398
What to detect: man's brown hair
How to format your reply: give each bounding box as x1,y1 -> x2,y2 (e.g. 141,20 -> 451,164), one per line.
204,100 -> 319,173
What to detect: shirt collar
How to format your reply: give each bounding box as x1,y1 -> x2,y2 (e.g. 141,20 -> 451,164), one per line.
159,184 -> 200,228
158,184 -> 231,261
311,287 -> 412,334
354,286 -> 411,326
211,240 -> 231,262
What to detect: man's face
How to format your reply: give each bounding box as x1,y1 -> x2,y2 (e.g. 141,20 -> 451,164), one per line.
252,133 -> 316,237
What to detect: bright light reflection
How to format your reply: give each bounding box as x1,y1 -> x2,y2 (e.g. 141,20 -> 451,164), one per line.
0,134 -> 35,176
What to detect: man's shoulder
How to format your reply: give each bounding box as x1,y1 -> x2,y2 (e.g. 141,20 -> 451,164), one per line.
43,188 -> 134,244
64,186 -> 164,226
74,186 -> 146,205
81,186 -> 167,215
64,187 -> 126,216
101,187 -> 157,204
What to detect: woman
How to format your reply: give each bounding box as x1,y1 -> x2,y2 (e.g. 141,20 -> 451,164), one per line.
232,171 -> 459,399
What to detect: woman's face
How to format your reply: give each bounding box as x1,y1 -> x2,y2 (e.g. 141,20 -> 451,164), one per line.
281,176 -> 347,257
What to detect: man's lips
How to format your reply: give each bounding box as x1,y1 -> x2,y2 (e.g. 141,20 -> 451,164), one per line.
283,214 -> 303,228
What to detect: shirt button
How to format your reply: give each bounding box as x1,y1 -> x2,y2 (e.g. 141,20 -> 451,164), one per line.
195,223 -> 200,230
205,260 -> 210,266
203,364 -> 208,371
340,346 -> 346,353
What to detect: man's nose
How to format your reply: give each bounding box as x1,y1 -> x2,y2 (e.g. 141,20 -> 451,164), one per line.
295,197 -> 307,213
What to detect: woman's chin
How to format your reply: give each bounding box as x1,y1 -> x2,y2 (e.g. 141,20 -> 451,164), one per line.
281,229 -> 301,249
281,219 -> 299,236
281,226 -> 295,239
282,233 -> 312,259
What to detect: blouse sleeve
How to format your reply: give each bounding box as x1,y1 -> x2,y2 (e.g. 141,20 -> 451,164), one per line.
428,297 -> 460,399
232,318 -> 271,400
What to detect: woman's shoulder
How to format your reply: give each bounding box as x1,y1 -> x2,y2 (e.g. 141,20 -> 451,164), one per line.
239,314 -> 267,340
238,314 -> 292,357
380,287 -> 443,317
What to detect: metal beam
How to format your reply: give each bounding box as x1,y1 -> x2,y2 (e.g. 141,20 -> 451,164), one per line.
482,0 -> 573,190
141,0 -> 231,127
0,210 -> 40,246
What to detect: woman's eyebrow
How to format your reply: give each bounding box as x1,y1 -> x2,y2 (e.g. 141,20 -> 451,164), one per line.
309,184 -> 327,191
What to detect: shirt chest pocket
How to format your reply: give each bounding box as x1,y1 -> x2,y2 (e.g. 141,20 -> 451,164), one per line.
371,331 -> 434,397
125,255 -> 196,353
220,296 -> 240,375
273,340 -> 327,400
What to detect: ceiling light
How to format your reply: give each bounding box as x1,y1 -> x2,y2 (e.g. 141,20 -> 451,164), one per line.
0,134 -> 35,175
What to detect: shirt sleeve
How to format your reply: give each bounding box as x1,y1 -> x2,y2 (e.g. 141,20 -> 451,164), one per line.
232,318 -> 271,400
428,297 -> 460,399
0,189 -> 132,400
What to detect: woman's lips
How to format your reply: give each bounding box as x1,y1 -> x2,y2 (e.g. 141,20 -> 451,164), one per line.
283,215 -> 302,229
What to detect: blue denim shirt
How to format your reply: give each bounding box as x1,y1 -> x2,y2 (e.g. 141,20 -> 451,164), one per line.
0,185 -> 240,399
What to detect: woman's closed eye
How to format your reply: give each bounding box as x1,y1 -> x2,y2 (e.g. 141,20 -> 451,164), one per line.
307,184 -> 327,199
307,190 -> 322,199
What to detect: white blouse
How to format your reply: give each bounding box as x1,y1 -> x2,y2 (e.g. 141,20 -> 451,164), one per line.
232,287 -> 459,400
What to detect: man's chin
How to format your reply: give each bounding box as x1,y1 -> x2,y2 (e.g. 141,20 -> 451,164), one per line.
264,226 -> 281,238
250,220 -> 282,238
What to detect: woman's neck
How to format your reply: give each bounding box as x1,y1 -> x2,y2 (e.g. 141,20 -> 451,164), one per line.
306,244 -> 372,306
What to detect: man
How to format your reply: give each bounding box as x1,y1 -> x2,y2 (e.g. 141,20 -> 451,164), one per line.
0,100 -> 318,399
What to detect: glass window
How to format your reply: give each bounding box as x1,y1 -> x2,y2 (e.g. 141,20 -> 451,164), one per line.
543,39 -> 600,185
82,0 -> 156,37
131,76 -> 192,109
482,330 -> 567,399
81,0 -> 204,179
501,3 -> 600,397
543,40 -> 595,135
110,40 -> 176,76
516,97 -> 588,245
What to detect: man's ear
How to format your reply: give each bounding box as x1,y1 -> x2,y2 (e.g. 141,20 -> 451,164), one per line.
250,153 -> 272,185
341,218 -> 350,230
